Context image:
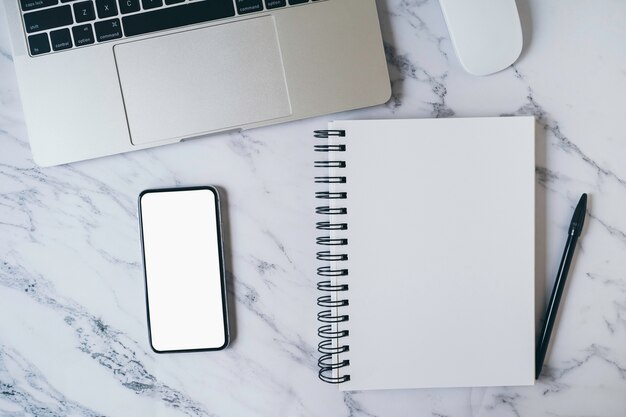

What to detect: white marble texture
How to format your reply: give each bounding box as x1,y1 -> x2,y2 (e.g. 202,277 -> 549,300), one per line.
0,0 -> 625,416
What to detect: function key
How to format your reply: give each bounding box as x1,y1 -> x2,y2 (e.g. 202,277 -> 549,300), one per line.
96,0 -> 118,17
20,0 -> 59,12
95,19 -> 122,42
28,33 -> 51,55
141,0 -> 163,10
50,28 -> 73,50
265,0 -> 285,8
72,23 -> 95,46
73,1 -> 96,22
118,0 -> 140,13
235,0 -> 263,14
23,5 -> 73,33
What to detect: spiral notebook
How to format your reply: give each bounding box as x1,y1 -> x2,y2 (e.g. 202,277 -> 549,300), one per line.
314,117 -> 535,391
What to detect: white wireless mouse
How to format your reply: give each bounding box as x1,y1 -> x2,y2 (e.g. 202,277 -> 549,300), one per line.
438,0 -> 523,76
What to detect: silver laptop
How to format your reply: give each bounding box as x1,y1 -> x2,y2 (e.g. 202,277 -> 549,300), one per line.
2,0 -> 390,166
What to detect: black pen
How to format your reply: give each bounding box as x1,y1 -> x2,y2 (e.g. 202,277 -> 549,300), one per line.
535,193 -> 588,379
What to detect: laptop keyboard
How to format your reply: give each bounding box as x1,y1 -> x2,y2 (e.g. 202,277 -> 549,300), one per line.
20,0 -> 318,56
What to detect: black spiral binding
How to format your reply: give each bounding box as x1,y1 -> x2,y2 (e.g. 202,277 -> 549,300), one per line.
314,129 -> 350,384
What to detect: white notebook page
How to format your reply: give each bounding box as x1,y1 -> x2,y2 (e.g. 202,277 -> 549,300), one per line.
327,117 -> 535,391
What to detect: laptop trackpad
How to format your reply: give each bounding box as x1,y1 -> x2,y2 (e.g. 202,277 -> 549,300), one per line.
114,17 -> 292,145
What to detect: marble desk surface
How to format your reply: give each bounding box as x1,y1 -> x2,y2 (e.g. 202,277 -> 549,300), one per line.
1,1 -> 625,416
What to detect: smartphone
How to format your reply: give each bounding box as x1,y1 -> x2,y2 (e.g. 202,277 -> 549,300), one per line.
138,186 -> 229,353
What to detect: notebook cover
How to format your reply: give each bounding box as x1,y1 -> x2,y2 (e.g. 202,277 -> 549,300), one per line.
325,117 -> 535,391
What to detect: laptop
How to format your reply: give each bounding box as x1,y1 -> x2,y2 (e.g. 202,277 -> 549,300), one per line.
2,0 -> 391,166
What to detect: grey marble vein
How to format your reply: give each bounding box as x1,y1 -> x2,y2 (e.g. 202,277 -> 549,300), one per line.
384,42 -> 455,117
0,348 -> 104,417
504,67 -> 626,188
0,260 -> 214,417
342,393 -> 379,417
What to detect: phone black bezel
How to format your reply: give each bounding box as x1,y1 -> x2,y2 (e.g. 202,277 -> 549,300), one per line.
138,186 -> 230,353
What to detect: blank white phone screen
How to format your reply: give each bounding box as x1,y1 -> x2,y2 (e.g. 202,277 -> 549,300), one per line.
140,188 -> 227,352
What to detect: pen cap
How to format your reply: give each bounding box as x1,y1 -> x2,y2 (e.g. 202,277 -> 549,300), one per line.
569,193 -> 587,237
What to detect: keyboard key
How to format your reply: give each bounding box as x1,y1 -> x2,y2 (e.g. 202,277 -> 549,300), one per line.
122,1 -> 235,37
164,0 -> 184,4
50,28 -> 73,50
72,23 -> 95,46
141,0 -> 162,10
236,0 -> 263,14
73,1 -> 96,22
23,6 -> 73,33
20,0 -> 58,12
95,19 -> 122,42
265,0 -> 285,9
288,0 -> 308,4
118,0 -> 139,13
28,33 -> 51,55
96,0 -> 118,18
